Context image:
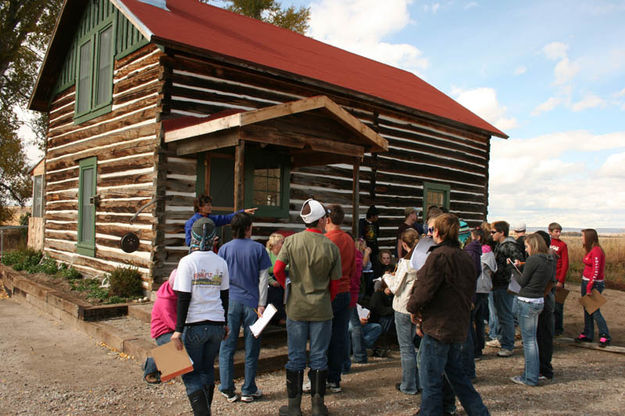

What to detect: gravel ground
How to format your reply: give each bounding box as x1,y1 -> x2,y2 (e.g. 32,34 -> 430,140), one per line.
1,282 -> 625,415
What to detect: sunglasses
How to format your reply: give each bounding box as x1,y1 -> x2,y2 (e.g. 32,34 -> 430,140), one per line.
490,230 -> 498,234
427,227 -> 434,233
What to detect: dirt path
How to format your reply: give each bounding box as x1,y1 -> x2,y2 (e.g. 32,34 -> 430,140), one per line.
1,284 -> 625,415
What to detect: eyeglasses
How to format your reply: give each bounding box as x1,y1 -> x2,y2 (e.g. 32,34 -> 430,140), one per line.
490,231 -> 498,234
427,227 -> 434,233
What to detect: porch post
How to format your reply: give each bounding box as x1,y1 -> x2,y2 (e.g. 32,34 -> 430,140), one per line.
234,140 -> 245,211
352,157 -> 360,237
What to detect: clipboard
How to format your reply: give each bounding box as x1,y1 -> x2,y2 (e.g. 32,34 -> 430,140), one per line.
579,289 -> 606,315
151,341 -> 194,382
249,303 -> 277,338
555,286 -> 569,303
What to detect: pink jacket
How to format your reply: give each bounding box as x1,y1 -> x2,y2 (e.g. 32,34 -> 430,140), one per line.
150,281 -> 178,339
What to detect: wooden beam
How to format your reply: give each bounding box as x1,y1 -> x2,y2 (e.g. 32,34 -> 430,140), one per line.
234,141 -> 245,211
164,113 -> 242,143
291,152 -> 353,168
175,129 -> 240,156
352,157 -> 360,238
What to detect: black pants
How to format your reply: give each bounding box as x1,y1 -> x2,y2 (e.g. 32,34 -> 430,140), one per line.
537,291 -> 555,379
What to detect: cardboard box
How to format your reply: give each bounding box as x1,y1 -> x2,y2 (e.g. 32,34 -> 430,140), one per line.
579,289 -> 606,315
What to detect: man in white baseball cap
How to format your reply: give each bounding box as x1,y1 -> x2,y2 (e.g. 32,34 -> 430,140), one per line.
273,198 -> 342,416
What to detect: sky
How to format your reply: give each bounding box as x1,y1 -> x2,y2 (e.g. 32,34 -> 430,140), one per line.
277,0 -> 625,229
22,0 -> 625,229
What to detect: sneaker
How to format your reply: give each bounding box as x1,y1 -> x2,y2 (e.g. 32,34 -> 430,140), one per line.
302,380 -> 311,393
240,389 -> 262,402
538,375 -> 553,385
485,339 -> 501,348
599,336 -> 611,347
327,381 -> 342,393
220,389 -> 239,402
510,375 -> 531,386
497,348 -> 513,357
575,334 -> 592,343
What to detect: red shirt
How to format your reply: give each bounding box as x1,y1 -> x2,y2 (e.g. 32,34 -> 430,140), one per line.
549,238 -> 569,284
582,246 -> 605,281
325,228 -> 356,294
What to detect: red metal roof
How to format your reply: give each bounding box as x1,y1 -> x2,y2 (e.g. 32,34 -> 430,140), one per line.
119,0 -> 506,138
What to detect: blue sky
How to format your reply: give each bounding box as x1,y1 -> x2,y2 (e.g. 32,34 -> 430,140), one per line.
279,0 -> 625,229
23,0 -> 624,229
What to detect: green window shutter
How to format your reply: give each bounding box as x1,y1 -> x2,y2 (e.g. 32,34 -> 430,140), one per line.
77,157 -> 97,257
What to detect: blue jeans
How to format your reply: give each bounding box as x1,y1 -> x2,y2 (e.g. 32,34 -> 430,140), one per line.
219,300 -> 261,395
327,292 -> 351,384
487,292 -> 498,340
395,311 -> 419,394
493,288 -> 515,351
143,332 -> 173,380
182,324 -> 224,395
582,281 -> 610,340
286,318 -> 332,371
348,307 -> 367,363
418,334 -> 489,416
363,323 -> 382,348
516,300 -> 543,385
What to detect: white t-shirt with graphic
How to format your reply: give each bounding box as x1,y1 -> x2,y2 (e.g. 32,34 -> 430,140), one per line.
174,250 -> 230,323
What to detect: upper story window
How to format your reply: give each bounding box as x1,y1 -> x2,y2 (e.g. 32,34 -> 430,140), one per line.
75,24 -> 114,122
423,181 -> 450,214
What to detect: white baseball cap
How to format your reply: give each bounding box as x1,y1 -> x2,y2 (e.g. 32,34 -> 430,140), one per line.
300,198 -> 327,223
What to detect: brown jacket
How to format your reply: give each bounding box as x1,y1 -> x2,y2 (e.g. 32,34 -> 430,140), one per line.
406,241 -> 476,344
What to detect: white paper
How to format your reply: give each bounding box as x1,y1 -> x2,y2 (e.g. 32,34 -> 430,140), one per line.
356,304 -> 370,320
249,303 -> 277,338
410,237 -> 435,271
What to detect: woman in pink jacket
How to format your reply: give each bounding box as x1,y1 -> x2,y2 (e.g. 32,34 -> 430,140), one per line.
575,229 -> 610,347
143,269 -> 178,383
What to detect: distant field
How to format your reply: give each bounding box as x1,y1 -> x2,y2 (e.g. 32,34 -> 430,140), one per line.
561,234 -> 625,290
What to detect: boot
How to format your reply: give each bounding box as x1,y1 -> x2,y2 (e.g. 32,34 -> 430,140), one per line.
203,384 -> 214,415
188,389 -> 210,416
279,370 -> 303,416
309,369 -> 329,416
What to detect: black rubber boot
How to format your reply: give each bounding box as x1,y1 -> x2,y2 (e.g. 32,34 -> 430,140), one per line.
309,369 -> 329,416
203,384 -> 214,415
188,389 -> 210,416
279,370 -> 303,416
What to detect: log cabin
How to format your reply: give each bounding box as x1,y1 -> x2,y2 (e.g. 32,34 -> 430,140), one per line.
29,0 -> 508,290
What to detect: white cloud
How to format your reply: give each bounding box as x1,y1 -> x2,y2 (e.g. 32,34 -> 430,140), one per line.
553,57 -> 580,85
532,97 -> 561,115
451,87 -> 518,130
464,2 -> 478,10
308,0 -> 429,74
616,87 -> 625,97
598,152 -> 625,178
571,94 -> 605,111
542,42 -> 568,61
423,2 -> 440,13
513,66 -> 527,76
488,131 -> 625,228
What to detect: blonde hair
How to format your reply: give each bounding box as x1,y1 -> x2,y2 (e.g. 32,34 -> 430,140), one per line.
525,233 -> 549,255
401,228 -> 419,259
266,232 -> 285,251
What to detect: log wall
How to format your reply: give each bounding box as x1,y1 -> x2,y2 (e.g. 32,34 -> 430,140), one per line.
43,44 -> 163,286
152,52 -> 492,281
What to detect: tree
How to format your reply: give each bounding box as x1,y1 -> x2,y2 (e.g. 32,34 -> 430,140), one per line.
0,0 -> 62,223
213,0 -> 310,34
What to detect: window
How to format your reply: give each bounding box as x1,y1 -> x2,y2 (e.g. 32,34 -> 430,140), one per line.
32,175 -> 44,218
423,182 -> 450,215
77,157 -> 97,257
244,150 -> 290,217
75,24 -> 114,122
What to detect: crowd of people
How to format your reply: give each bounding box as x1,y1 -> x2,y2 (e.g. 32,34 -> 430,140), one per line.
142,195 -> 611,416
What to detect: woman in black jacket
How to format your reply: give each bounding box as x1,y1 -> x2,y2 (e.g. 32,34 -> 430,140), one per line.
510,233 -> 554,387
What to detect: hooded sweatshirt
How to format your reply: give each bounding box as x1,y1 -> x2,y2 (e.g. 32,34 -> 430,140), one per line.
150,281 -> 178,339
